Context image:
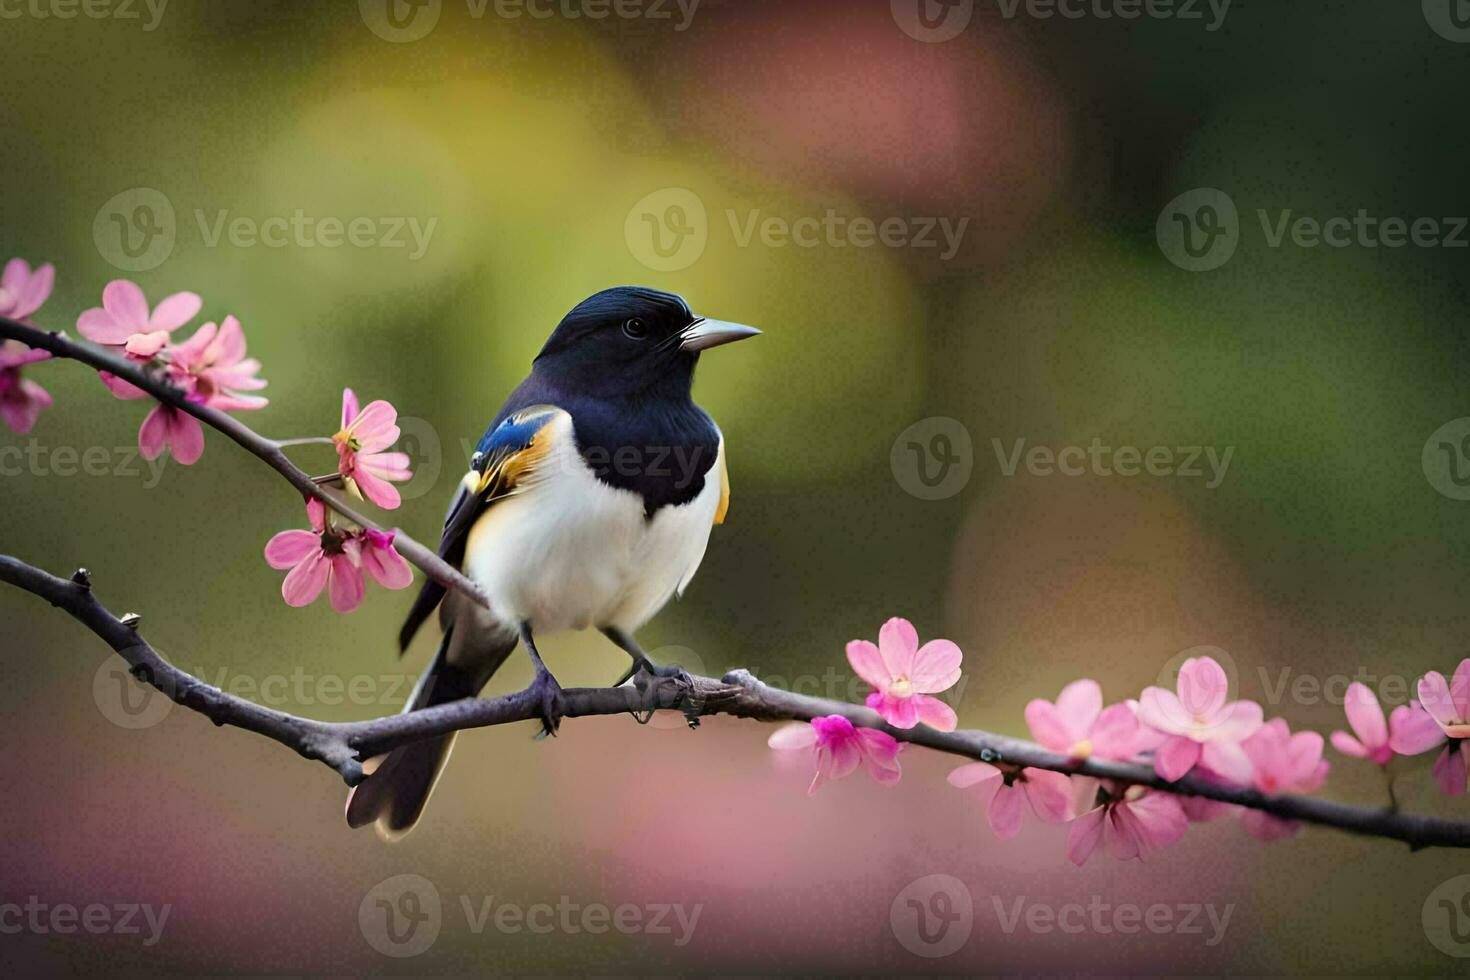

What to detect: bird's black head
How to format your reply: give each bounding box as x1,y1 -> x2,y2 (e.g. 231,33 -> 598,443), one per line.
533,286 -> 758,400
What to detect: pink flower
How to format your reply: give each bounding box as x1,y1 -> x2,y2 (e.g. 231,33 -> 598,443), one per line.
767,715 -> 903,794
947,762 -> 1072,839
77,280 -> 201,360
1328,682 -> 1393,765
168,316 -> 268,411
333,388 -> 412,510
1066,783 -> 1188,866
1239,718 -> 1330,840
1135,656 -> 1264,781
1382,698 -> 1466,797
359,528 -> 414,590
845,617 -> 962,731
1418,659 -> 1470,740
138,402 -> 205,465
0,341 -> 53,434
1025,679 -> 1152,761
0,258 -> 55,323
263,499 -> 366,613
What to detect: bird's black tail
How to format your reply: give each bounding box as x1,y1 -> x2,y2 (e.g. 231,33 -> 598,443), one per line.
345,628 -> 509,840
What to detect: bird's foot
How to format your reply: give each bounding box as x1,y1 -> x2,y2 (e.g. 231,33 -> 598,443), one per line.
620,656 -> 699,728
526,667 -> 566,739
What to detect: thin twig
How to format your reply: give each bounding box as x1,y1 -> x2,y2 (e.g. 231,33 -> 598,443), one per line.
3,555 -> 1468,850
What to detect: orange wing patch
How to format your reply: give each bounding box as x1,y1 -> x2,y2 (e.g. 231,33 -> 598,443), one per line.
714,441 -> 730,525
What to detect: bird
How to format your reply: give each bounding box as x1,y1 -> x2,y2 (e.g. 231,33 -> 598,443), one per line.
345,285 -> 759,839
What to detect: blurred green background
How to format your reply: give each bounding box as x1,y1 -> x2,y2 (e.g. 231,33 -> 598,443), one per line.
4,0 -> 1470,973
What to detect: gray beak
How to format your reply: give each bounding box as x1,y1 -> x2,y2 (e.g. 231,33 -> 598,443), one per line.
680,317 -> 761,352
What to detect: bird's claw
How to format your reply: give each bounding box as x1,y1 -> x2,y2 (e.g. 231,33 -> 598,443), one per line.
527,668 -> 566,739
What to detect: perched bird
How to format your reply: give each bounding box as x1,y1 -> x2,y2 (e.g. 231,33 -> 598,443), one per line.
346,286 -> 759,838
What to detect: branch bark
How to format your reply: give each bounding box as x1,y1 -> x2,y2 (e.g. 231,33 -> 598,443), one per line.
4,555 -> 1469,851
5,314 -> 1470,852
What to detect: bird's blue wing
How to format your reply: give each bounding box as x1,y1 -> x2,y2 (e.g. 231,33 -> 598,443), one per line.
397,405 -> 562,652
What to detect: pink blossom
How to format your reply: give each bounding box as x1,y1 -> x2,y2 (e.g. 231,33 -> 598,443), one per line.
1239,718 -> 1330,840
767,715 -> 903,794
138,402 -> 205,465
947,762 -> 1072,839
333,388 -> 412,510
1383,698 -> 1465,797
168,316 -> 268,411
263,498 -> 366,613
845,617 -> 962,730
1025,679 -> 1152,761
0,258 -> 55,323
77,280 -> 200,360
359,528 -> 414,590
1418,659 -> 1470,740
0,341 -> 53,434
1135,655 -> 1264,781
1066,783 -> 1188,866
1328,682 -> 1393,765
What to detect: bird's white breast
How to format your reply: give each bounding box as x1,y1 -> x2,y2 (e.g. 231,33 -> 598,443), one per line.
462,412 -> 722,635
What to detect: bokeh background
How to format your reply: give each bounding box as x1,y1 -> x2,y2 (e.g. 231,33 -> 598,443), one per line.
4,0 -> 1470,973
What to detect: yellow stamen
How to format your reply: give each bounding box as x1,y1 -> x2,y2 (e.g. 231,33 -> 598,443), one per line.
889,677 -> 913,698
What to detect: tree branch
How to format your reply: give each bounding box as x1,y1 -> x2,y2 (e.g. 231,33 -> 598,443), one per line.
4,554 -> 1468,851
0,316 -> 488,609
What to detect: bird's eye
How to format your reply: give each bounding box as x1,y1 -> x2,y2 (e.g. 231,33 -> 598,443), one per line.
622,318 -> 648,340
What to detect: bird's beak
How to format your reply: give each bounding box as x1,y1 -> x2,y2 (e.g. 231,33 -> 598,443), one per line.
680,317 -> 761,352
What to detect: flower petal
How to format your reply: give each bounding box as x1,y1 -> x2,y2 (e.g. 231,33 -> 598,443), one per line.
1388,702 -> 1447,755
1329,731 -> 1368,759
876,617 -> 919,677
101,280 -> 150,333
264,530 -> 319,569
1090,703 -> 1143,760
1067,805 -> 1107,866
1453,657 -> 1470,724
908,639 -> 962,693
352,466 -> 402,510
987,783 -> 1026,839
1342,682 -> 1387,750
167,410 -> 205,465
1154,734 -> 1202,782
360,535 -> 414,590
137,405 -> 169,460
341,388 -> 359,430
767,722 -> 816,750
327,555 -> 365,613
1419,671 -> 1457,731
1022,768 -> 1073,823
281,550 -> 329,607
76,307 -> 134,345
912,695 -> 958,732
1433,743 -> 1468,797
147,291 -> 202,333
846,639 -> 891,689
1177,656 -> 1229,719
947,761 -> 1001,789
